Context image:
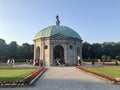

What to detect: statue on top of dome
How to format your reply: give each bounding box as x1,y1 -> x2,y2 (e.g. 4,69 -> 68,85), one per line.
56,15 -> 60,26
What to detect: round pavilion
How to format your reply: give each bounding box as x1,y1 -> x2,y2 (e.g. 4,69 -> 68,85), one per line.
33,16 -> 82,67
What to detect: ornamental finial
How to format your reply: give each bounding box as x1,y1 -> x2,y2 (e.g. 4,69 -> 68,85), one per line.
56,15 -> 60,26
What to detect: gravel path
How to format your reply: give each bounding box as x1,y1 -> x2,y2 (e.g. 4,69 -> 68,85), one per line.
1,67 -> 120,90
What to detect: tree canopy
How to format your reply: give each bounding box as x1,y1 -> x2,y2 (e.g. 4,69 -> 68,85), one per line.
0,38 -> 33,62
0,38 -> 120,62
82,42 -> 120,59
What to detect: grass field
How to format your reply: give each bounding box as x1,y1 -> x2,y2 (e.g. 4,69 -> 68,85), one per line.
85,66 -> 120,78
0,68 -> 38,81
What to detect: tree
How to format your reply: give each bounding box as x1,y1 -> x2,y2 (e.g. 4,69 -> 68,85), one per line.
7,41 -> 18,59
16,46 -> 23,59
91,43 -> 102,59
107,56 -> 111,62
115,56 -> 119,65
102,55 -> 107,65
82,42 -> 92,59
0,38 -> 34,62
21,43 -> 33,59
0,38 -> 7,60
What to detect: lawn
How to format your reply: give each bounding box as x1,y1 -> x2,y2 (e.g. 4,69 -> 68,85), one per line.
0,68 -> 38,81
85,66 -> 120,78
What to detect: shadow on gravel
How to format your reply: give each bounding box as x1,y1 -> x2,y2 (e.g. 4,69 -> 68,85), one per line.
34,78 -> 120,90
1,78 -> 120,90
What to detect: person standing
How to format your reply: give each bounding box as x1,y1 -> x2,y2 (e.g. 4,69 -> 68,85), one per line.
11,58 -> 15,67
7,59 -> 10,65
78,56 -> 81,65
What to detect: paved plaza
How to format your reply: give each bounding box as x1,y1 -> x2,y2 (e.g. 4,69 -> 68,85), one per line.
1,67 -> 120,90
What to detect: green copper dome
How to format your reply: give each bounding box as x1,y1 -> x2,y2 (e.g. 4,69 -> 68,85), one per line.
34,25 -> 81,40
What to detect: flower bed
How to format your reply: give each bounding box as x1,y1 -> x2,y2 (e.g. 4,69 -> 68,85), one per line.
76,66 -> 120,84
0,67 -> 45,87
23,67 -> 45,85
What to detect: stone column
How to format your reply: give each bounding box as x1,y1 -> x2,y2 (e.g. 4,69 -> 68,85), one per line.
34,42 -> 36,59
50,43 -> 54,66
45,41 -> 50,67
73,44 -> 77,65
80,42 -> 82,63
40,41 -> 42,61
64,43 -> 68,65
75,44 -> 78,65
41,40 -> 45,66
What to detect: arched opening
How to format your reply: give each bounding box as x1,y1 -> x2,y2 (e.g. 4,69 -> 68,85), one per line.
53,45 -> 65,66
36,47 -> 40,60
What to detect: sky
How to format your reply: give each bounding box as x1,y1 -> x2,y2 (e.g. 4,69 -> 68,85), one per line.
0,0 -> 120,45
